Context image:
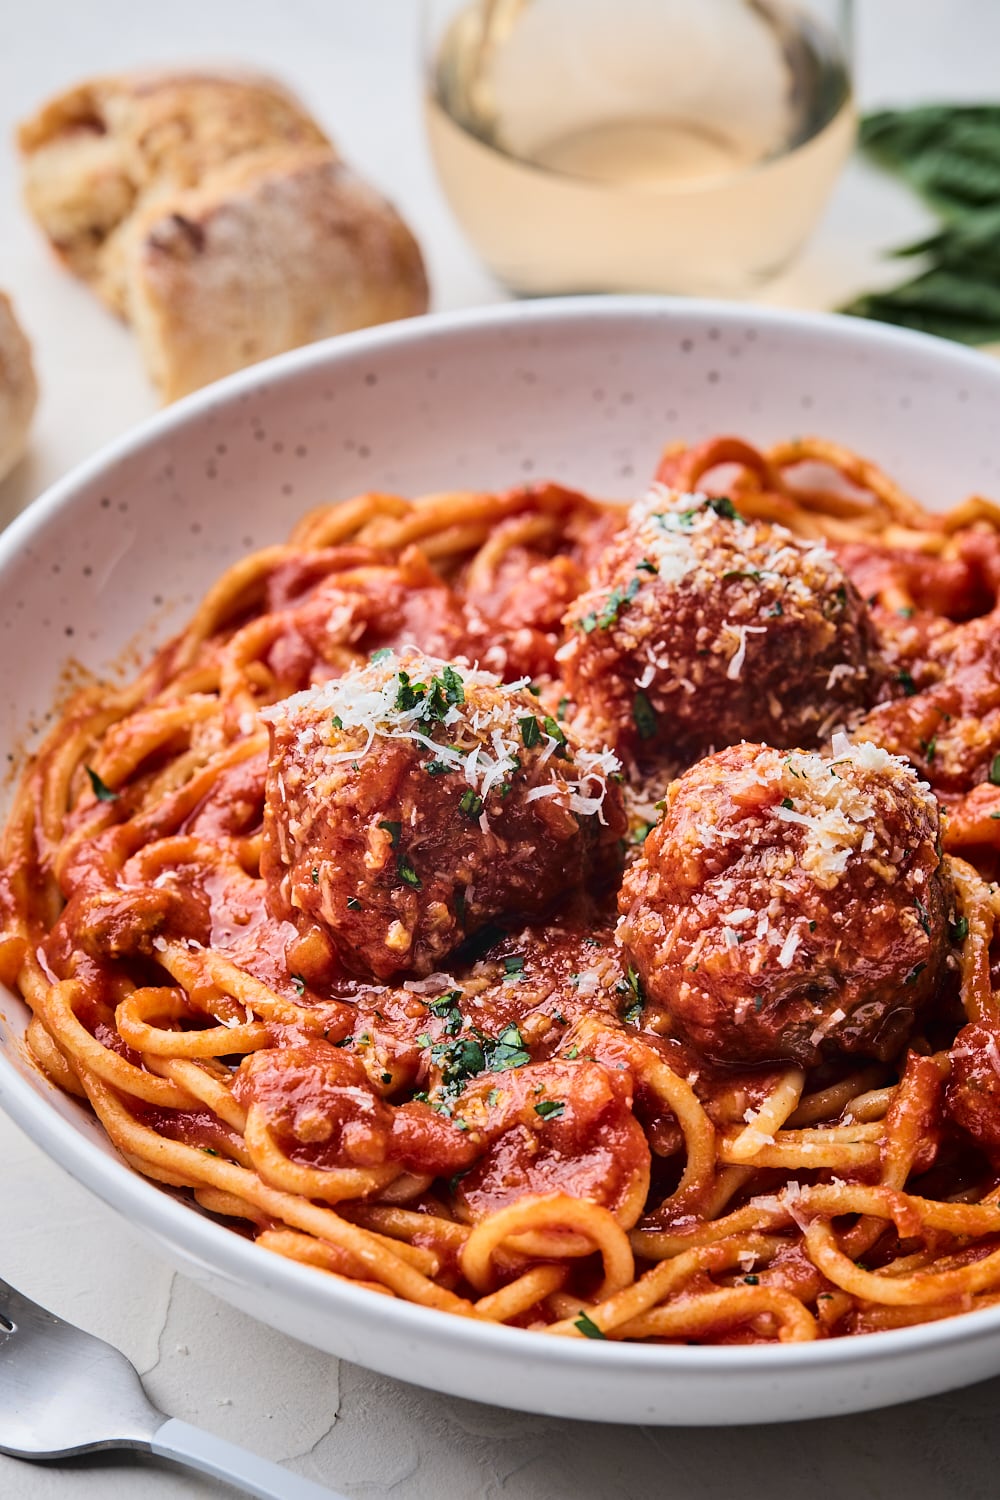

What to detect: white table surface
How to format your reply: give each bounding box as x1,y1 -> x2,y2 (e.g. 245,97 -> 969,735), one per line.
2,3 -> 1000,1496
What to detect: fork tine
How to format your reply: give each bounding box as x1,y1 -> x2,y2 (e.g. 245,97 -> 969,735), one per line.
0,1277 -> 25,1317
0,1278 -> 79,1338
0,1277 -> 63,1329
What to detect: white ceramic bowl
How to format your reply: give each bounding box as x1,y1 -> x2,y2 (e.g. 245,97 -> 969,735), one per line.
4,298 -> 1000,1426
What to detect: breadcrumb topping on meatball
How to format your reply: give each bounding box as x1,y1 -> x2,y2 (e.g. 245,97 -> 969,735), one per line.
559,488 -> 881,762
261,650 -> 625,979
617,736 -> 949,1067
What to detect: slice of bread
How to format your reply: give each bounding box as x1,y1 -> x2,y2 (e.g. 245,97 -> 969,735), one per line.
20,71 -> 429,401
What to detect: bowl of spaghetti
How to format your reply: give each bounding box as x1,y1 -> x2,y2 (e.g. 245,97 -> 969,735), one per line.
5,297 -> 1000,1425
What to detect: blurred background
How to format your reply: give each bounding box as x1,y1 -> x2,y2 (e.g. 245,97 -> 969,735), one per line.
0,0 -> 998,526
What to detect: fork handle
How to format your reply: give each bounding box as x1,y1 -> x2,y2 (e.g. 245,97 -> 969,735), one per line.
151,1416 -> 346,1500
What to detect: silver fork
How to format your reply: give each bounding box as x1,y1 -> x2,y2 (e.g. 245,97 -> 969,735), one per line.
0,1276 -> 346,1498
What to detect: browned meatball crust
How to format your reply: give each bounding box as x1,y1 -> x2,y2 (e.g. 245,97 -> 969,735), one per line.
617,737 -> 949,1067
559,488 -> 881,762
261,650 -> 625,979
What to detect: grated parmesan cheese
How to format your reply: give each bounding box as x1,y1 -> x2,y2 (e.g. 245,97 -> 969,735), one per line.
777,929 -> 801,969
264,651 -> 622,824
724,622 -> 767,681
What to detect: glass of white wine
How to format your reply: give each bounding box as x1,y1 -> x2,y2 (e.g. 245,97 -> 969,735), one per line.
424,0 -> 854,296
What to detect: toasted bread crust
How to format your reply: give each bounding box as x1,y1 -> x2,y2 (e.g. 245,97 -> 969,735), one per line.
19,71 -> 428,399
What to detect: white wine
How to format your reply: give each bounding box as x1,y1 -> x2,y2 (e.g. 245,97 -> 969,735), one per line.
426,0 -> 854,296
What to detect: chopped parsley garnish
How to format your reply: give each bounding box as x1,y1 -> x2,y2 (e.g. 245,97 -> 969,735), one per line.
200,1147 -> 220,1157
742,1274 -> 759,1286
596,574 -> 641,630
398,854 -> 421,888
391,664 -> 466,723
557,696 -> 569,722
422,1020 -> 531,1099
425,759 -> 454,776
920,735 -> 937,763
621,964 -> 645,1025
347,896 -> 362,911
542,716 -> 569,756
483,1024 -> 531,1071
429,990 -> 463,1013
520,715 -> 541,748
331,714 -> 343,730
441,664 -> 465,706
915,897 -> 931,936
904,961 -> 927,986
428,992 -> 463,1035
290,974 -> 306,996
394,670 -> 424,712
780,797 -> 794,810
85,766 -> 118,802
428,1035 -> 486,1096
504,954 -> 525,976
950,914 -> 969,943
370,646 -> 392,663
332,1034 -> 354,1048
636,557 -> 658,574
565,1044 -> 579,1060
534,1098 -> 565,1120
423,671 -> 456,721
379,819 -> 401,846
574,1310 -> 607,1340
486,1088 -> 501,1107
459,789 -> 484,820
897,669 -> 918,696
311,866 -> 320,885
990,754 -> 1000,786
723,568 -> 761,582
632,691 -> 658,741
707,495 -> 741,521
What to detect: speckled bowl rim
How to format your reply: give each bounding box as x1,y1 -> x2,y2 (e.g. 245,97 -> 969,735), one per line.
4,296 -> 1000,1399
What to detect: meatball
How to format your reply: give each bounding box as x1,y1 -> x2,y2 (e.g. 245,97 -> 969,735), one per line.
261,649 -> 625,979
617,736 -> 948,1067
559,488 -> 881,761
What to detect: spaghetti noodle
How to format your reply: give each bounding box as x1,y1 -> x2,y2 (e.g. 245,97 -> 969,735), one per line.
6,434 -> 1000,1346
